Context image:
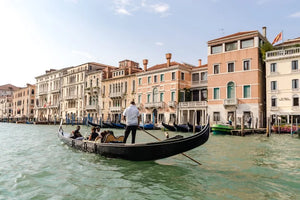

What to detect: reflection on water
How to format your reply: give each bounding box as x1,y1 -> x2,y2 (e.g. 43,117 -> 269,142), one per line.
0,123 -> 299,200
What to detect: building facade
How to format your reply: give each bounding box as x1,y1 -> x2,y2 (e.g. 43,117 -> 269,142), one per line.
102,60 -> 141,122
207,28 -> 268,128
12,84 -> 35,120
265,37 -> 300,124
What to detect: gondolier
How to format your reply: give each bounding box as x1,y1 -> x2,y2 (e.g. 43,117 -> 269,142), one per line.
122,101 -> 140,144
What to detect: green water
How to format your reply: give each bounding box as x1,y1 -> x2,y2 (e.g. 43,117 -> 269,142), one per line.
0,123 -> 299,200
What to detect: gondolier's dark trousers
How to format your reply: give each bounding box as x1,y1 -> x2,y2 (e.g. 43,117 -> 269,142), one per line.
123,125 -> 138,144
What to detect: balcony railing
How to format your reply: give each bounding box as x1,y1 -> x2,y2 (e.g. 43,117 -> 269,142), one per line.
192,80 -> 208,86
65,95 -> 78,100
110,106 -> 122,112
168,101 -> 176,107
48,104 -> 59,108
144,102 -> 164,109
109,92 -> 125,98
178,101 -> 207,108
50,89 -> 60,93
224,98 -> 238,106
266,47 -> 300,60
86,104 -> 98,110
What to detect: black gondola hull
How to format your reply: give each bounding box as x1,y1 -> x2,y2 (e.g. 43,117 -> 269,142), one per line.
58,123 -> 210,161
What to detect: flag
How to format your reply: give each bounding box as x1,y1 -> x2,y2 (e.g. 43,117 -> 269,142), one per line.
272,32 -> 282,45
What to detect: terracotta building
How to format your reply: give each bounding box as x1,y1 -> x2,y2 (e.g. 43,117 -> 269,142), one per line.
12,84 -> 35,121
207,28 -> 269,128
101,60 -> 142,122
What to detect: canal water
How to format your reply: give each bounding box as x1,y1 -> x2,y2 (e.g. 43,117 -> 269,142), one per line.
0,123 -> 299,200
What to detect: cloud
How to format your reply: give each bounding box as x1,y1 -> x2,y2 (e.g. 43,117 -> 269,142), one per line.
151,3 -> 169,14
289,12 -> 300,18
72,50 -> 94,59
155,42 -> 164,46
116,8 -> 132,15
112,0 -> 170,17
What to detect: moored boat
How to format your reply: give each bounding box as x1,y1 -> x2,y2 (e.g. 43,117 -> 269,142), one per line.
173,123 -> 190,132
211,124 -> 233,135
88,120 -> 110,128
162,122 -> 176,131
58,119 -> 210,161
187,123 -> 203,132
111,122 -> 126,129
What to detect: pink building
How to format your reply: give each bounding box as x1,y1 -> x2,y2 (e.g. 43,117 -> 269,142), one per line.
207,28 -> 268,128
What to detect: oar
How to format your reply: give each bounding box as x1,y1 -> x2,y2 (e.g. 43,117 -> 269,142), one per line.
138,128 -> 202,165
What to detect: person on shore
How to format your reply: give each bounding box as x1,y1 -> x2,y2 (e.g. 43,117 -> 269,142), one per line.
247,116 -> 252,129
88,127 -> 99,141
228,115 -> 233,126
122,101 -> 140,144
70,126 -> 83,139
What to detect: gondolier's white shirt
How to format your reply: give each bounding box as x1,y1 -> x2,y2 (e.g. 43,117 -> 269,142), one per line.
123,104 -> 140,126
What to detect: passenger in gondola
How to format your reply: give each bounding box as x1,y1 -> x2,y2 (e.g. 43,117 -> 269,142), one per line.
70,126 -> 83,140
88,127 -> 99,141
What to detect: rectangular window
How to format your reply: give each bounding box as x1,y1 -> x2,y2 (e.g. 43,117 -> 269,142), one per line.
179,91 -> 185,102
132,80 -> 135,92
148,76 -> 151,84
158,114 -> 164,122
292,79 -> 299,89
292,60 -> 298,70
154,75 -> 157,83
147,94 -> 151,103
241,39 -> 254,49
201,89 -> 207,101
201,72 -> 207,81
192,73 -> 199,82
171,91 -> 175,101
293,97 -> 299,106
225,41 -> 237,51
181,72 -> 185,80
172,72 -> 176,80
228,62 -> 234,72
271,97 -> 277,107
213,88 -> 220,99
214,64 -> 220,74
138,78 -> 142,85
271,81 -> 277,90
192,90 -> 199,101
211,45 -> 222,54
243,60 -> 250,71
160,93 -> 164,102
270,63 -> 277,72
160,74 -> 164,82
138,95 -> 141,103
243,85 -> 251,98
213,112 -> 220,121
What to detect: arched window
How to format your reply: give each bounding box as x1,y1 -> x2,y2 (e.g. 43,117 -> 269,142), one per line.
227,82 -> 235,99
153,87 -> 158,102
293,94 -> 299,106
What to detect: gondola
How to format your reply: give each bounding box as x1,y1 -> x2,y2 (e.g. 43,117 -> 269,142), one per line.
139,123 -> 157,130
173,122 -> 190,132
57,119 -> 210,161
111,122 -> 126,129
87,120 -> 110,128
187,123 -> 203,132
102,122 -> 115,129
162,122 -> 177,131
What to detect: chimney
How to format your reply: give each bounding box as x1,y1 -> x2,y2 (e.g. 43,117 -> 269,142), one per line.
166,53 -> 172,67
198,59 -> 202,67
143,59 -> 148,71
262,26 -> 267,38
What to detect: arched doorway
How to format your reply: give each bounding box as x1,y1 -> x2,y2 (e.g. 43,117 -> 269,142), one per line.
153,109 -> 158,124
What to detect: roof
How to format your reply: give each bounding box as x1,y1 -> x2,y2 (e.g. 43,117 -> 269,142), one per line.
275,37 -> 300,47
0,84 -> 20,91
208,30 -> 259,44
147,61 -> 184,71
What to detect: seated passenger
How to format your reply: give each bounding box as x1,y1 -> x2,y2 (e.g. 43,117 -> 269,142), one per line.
70,126 -> 83,139
88,127 -> 99,141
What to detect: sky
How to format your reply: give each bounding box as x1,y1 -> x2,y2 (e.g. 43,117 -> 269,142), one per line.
0,0 -> 299,87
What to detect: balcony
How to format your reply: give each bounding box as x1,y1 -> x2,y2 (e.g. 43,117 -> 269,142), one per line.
86,104 -> 98,110
109,92 -> 125,99
50,89 -> 60,94
224,98 -> 238,106
39,90 -> 48,95
65,95 -> 78,100
49,104 -> 59,108
168,101 -> 176,108
178,101 -> 207,108
144,102 -> 164,109
266,47 -> 300,60
192,80 -> 208,87
110,106 -> 122,112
